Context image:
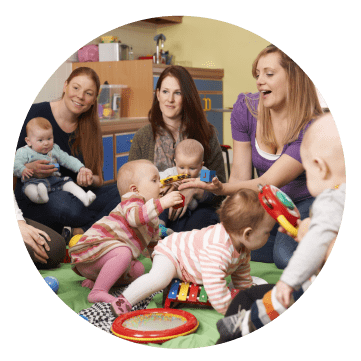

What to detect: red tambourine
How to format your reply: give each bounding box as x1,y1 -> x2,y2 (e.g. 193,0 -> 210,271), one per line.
111,308 -> 199,344
258,184 -> 300,237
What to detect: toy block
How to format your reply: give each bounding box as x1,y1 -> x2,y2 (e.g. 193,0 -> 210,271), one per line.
200,169 -> 216,182
173,194 -> 185,209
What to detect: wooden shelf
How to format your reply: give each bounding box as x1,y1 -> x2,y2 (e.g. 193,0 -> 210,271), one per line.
100,118 -> 149,135
142,16 -> 183,25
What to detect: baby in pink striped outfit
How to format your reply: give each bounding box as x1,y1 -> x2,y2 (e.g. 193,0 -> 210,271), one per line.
112,188 -> 275,316
69,160 -> 183,308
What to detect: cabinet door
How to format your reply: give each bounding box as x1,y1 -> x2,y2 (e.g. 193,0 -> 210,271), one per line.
102,135 -> 114,182
200,94 -> 223,144
116,155 -> 129,174
115,132 -> 135,153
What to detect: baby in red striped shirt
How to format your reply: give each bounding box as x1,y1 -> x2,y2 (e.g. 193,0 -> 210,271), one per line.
69,159 -> 183,307
111,188 -> 275,316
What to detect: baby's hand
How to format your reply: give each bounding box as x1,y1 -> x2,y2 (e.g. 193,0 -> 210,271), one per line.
160,191 -> 183,210
297,217 -> 311,242
22,168 -> 34,180
275,280 -> 294,308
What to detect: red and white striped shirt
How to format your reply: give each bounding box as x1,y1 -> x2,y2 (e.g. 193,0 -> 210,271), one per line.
153,223 -> 252,315
69,192 -> 163,264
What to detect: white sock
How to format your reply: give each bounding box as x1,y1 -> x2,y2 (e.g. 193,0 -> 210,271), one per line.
37,183 -> 49,203
86,190 -> 96,205
24,183 -> 49,204
62,181 -> 96,207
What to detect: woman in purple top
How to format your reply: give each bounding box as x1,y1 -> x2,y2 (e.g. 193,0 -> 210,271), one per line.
180,45 -> 323,268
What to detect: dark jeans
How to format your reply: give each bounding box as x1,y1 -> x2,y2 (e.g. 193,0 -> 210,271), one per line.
15,182 -> 121,234
159,204 -> 220,232
250,197 -> 315,269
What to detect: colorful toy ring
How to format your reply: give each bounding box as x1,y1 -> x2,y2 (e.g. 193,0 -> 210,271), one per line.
258,184 -> 300,237
111,308 -> 199,343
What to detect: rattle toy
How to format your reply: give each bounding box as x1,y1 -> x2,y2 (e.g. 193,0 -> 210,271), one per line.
44,276 -> 59,293
164,278 -> 240,308
258,184 -> 300,237
173,194 -> 185,210
200,169 -> 216,182
111,308 -> 198,343
50,163 -> 59,169
160,174 -> 190,187
68,234 -> 83,248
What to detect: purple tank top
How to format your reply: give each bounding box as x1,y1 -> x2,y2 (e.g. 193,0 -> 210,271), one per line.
230,92 -> 312,203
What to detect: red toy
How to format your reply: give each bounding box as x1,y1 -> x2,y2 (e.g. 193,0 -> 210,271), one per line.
258,184 -> 300,237
173,194 -> 185,209
111,308 -> 199,343
164,278 -> 240,308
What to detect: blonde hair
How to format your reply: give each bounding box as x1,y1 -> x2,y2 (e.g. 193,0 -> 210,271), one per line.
251,45 -> 323,147
217,189 -> 266,235
175,139 -> 204,161
117,159 -> 155,196
26,117 -> 52,135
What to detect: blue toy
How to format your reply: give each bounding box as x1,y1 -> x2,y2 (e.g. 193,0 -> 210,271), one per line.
200,170 -> 216,182
44,276 -> 59,293
51,163 -> 59,169
159,224 -> 172,238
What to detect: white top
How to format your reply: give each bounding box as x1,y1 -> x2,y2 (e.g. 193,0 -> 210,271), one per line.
255,139 -> 281,161
14,194 -> 25,221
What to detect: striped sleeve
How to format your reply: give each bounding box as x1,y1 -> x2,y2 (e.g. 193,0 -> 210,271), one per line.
122,194 -> 163,228
199,244 -> 233,315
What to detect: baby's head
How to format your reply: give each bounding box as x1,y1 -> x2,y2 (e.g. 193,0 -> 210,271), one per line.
174,139 -> 204,178
301,113 -> 346,197
217,189 -> 276,253
25,117 -> 54,154
117,159 -> 161,201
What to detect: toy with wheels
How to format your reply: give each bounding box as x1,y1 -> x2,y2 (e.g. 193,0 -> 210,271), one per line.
44,276 -> 59,293
258,184 -> 300,237
111,308 -> 199,344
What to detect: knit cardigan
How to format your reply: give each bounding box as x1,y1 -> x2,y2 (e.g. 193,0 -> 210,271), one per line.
128,124 -> 226,206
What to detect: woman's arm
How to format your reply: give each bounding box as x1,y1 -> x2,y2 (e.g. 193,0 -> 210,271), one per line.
228,140 -> 253,183
179,153 -> 304,196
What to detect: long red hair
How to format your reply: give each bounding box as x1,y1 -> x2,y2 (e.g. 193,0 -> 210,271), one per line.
63,67 -> 103,179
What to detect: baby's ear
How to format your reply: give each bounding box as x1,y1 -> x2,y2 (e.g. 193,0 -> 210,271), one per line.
129,184 -> 138,193
314,157 -> 329,179
25,137 -> 31,147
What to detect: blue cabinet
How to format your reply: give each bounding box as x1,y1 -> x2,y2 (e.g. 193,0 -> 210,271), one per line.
102,135 -> 114,182
102,132 -> 135,183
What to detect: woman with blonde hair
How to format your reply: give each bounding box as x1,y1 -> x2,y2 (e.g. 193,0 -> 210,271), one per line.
180,45 -> 323,268
15,67 -> 121,239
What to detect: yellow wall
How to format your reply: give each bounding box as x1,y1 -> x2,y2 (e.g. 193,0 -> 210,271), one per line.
157,16 -> 270,146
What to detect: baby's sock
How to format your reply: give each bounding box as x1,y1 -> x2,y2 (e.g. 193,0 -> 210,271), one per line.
24,183 -> 49,203
37,183 -> 49,203
63,182 -> 96,207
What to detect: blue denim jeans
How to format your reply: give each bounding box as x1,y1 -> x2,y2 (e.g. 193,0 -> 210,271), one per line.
15,182 -> 121,234
250,197 -> 315,269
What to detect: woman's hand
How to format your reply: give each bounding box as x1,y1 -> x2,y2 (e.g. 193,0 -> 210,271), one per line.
168,188 -> 204,221
25,160 -> 57,178
178,176 -> 224,195
18,220 -> 51,264
77,167 -> 93,187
